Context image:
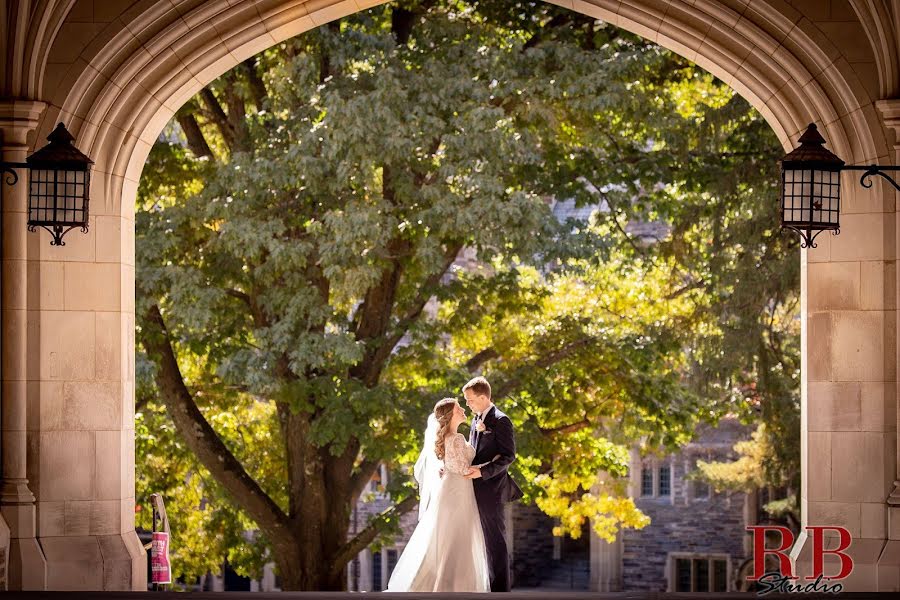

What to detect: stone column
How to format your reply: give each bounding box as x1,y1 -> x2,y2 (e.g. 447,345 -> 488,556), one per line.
21,120 -> 145,588
791,114 -> 899,591
876,97 -> 900,589
589,527 -> 622,592
0,99 -> 48,590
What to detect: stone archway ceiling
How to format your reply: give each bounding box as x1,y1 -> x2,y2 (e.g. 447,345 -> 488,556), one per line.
30,0 -> 894,204
1,0 -> 77,99
849,0 -> 900,100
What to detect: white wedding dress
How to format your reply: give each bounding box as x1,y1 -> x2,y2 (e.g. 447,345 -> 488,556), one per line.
386,422 -> 491,592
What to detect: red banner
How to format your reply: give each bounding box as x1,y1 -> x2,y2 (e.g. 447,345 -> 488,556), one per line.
150,531 -> 171,584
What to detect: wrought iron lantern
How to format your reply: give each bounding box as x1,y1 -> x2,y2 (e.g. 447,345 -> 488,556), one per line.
779,124 -> 843,248
25,122 -> 93,246
1,122 -> 92,246
780,123 -> 900,248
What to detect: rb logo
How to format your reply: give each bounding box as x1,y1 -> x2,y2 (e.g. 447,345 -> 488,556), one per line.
745,526 -> 852,595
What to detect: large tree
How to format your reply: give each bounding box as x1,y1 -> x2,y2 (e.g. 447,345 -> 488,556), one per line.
136,0 -> 795,589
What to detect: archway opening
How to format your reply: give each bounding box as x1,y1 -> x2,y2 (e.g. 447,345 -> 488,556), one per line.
131,0 -> 796,592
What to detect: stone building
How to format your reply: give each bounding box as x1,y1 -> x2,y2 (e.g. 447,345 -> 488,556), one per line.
602,418 -> 754,592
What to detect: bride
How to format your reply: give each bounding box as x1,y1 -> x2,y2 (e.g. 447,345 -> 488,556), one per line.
385,397 -> 491,592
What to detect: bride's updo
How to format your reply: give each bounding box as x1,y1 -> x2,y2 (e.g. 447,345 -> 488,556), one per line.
433,398 -> 457,461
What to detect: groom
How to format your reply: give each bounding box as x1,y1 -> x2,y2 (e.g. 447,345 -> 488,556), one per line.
462,376 -> 523,592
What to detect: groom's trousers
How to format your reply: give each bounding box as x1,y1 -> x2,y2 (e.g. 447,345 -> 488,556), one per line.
475,494 -> 511,592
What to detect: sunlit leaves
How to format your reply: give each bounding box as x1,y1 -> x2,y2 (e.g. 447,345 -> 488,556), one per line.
135,0 -> 796,581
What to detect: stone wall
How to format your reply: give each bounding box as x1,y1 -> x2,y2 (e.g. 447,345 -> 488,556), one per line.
510,503 -> 555,587
621,444 -> 749,592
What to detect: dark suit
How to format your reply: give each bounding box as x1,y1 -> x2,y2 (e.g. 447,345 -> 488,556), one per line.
469,405 -> 523,592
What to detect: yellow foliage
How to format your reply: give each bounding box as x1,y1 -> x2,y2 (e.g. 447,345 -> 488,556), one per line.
534,472 -> 650,542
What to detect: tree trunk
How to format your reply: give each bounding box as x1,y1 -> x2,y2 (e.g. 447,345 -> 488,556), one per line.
270,497 -> 353,590
276,549 -> 346,590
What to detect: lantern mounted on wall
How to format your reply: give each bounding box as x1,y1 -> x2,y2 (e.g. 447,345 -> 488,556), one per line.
780,123 -> 900,248
0,122 -> 92,246
26,122 -> 92,246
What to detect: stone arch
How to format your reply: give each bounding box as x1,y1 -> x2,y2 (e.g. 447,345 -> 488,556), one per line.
4,0 -> 898,591
37,0 -> 892,210
849,0 -> 900,100
0,0 -> 77,99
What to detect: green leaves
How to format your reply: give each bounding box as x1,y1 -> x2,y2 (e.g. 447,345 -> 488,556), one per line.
136,0 -> 796,583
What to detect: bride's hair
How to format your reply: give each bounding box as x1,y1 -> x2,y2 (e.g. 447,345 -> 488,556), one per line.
433,398 -> 457,461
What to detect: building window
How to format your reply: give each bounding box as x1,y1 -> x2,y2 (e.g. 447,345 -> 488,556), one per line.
670,554 -> 729,592
387,549 -> 398,580
714,558 -> 727,590
691,455 -> 711,500
372,551 -> 382,591
639,458 -> 672,498
368,464 -> 389,495
692,477 -> 710,500
350,557 -> 359,591
641,464 -> 654,497
675,558 -> 691,591
658,464 -> 671,497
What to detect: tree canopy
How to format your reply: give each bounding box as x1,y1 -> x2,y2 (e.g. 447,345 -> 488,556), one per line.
135,0 -> 797,589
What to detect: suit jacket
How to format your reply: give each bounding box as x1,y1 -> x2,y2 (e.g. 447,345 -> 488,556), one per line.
469,405 -> 524,504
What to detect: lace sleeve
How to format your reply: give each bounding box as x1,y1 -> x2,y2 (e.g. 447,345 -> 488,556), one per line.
443,433 -> 475,475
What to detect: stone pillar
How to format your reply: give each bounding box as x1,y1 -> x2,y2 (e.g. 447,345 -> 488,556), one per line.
359,549 -> 372,591
590,528 -> 622,592
790,115 -> 899,591
0,99 -> 48,590
19,119 -> 144,588
875,97 -> 900,589
589,466 -> 626,591
742,488 -> 758,557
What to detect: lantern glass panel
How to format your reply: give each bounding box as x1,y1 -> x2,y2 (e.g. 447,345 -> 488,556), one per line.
782,168 -> 811,224
28,169 -> 55,224
28,167 -> 88,226
800,169 -> 813,212
813,169 -> 840,226
781,167 -> 840,227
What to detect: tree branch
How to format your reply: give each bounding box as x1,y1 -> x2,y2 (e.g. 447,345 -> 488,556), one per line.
222,72 -> 251,153
199,87 -> 237,151
539,418 -> 591,437
319,21 -> 341,83
494,336 -> 598,399
665,278 -> 706,300
330,494 -> 418,576
349,458 -> 381,503
465,347 -> 499,373
140,303 -> 290,535
175,112 -> 214,159
393,241 -> 462,335
357,241 -> 463,385
225,288 -> 251,305
350,236 -> 412,386
242,57 -> 268,109
392,5 -> 415,45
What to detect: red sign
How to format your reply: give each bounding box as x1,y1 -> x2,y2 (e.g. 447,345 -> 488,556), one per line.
150,531 -> 172,584
745,525 -> 852,595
